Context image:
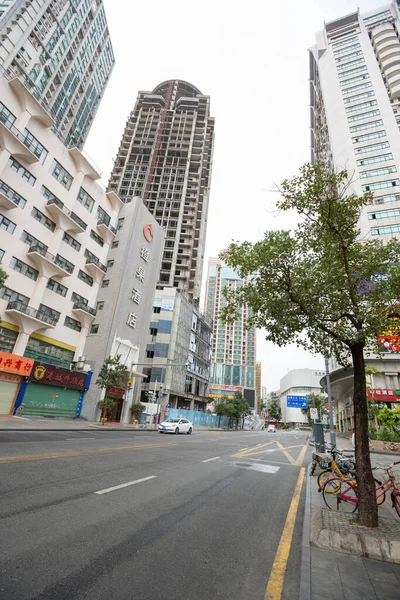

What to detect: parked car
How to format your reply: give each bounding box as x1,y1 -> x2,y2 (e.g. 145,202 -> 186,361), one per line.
158,418 -> 193,435
267,424 -> 276,433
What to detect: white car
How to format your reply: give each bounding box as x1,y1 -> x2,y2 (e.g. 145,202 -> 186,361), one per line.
158,418 -> 193,435
267,424 -> 276,433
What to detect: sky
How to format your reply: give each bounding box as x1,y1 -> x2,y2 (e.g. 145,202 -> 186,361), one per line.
85,0 -> 385,393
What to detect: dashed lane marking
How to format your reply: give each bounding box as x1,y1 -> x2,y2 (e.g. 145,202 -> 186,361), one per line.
202,456 -> 220,463
95,475 -> 157,495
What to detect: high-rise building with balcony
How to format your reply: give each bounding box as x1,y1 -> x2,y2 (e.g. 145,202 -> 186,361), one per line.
107,80 -> 215,303
0,0 -> 115,148
205,256 -> 256,411
309,2 -> 400,240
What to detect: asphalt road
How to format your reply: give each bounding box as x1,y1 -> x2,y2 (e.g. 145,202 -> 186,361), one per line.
0,429 -> 310,600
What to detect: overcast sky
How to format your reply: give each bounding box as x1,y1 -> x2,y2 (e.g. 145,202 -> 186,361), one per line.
85,0 -> 384,393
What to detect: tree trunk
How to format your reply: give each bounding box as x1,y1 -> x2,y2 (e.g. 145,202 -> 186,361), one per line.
351,343 -> 378,528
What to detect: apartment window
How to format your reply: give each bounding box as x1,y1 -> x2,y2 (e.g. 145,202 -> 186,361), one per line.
0,180 -> 27,208
337,58 -> 365,71
117,218 -> 124,230
71,292 -> 88,306
90,229 -> 104,247
63,232 -> 81,251
38,303 -> 60,324
101,279 -> 110,288
47,278 -> 68,297
9,257 -> 38,280
0,286 -> 29,305
0,213 -> 16,234
9,158 -> 36,186
343,91 -> 375,104
371,223 -> 400,236
31,207 -> 56,231
64,316 -> 81,332
363,9 -> 391,24
373,193 -> 400,205
106,259 -> 114,268
97,205 -> 111,226
23,129 -> 48,163
349,120 -> 383,133
331,34 -> 358,48
50,160 -> 73,190
333,42 -> 360,56
346,100 -> 377,113
20,230 -> 47,252
0,249 -> 4,262
340,73 -> 369,87
0,101 -> 16,129
347,109 -> 380,123
357,154 -> 393,167
369,208 -> 400,220
362,179 -> 400,192
342,82 -> 372,95
96,301 -> 104,310
77,187 -> 94,212
54,254 -> 74,274
111,240 -> 119,248
335,50 -> 362,64
77,269 -> 93,286
90,324 -> 99,334
360,166 -> 396,179
352,130 -> 386,144
354,141 -> 389,154
153,306 -> 161,313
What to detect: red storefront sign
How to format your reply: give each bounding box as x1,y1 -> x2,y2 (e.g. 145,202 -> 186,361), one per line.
29,362 -> 86,390
367,388 -> 396,402
0,351 -> 34,376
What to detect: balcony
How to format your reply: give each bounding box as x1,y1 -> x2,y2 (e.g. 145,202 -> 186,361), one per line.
72,301 -> 97,317
28,245 -> 74,277
106,190 -> 123,211
0,180 -> 26,210
85,255 -> 107,280
96,217 -> 117,244
5,300 -> 57,328
0,120 -> 41,164
46,197 -> 87,232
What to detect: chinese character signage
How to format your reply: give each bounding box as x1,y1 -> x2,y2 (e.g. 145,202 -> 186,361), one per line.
367,388 -> 396,402
29,362 -> 86,390
0,351 -> 34,376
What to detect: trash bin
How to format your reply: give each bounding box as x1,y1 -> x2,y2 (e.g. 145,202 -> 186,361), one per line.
313,423 -> 325,453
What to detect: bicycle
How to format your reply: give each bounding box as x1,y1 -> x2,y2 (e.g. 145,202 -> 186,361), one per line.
316,448 -> 356,492
321,460 -> 400,516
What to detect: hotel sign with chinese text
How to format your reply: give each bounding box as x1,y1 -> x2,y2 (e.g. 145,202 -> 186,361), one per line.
29,362 -> 86,390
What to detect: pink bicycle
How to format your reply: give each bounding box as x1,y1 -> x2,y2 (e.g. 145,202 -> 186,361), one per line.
322,460 -> 400,516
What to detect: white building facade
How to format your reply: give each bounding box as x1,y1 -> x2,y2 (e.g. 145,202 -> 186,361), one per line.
279,368 -> 326,424
0,73 -> 121,415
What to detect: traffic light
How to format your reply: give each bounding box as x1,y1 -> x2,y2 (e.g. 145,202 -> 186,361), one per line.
127,379 -> 133,387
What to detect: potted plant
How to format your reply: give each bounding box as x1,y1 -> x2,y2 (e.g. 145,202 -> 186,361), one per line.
130,402 -> 145,424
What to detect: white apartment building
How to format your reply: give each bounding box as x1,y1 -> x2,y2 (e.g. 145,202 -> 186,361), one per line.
310,2 -> 400,239
0,72 -> 121,414
279,368 -> 326,424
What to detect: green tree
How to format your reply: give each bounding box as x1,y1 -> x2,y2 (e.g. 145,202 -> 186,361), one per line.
219,162 -> 400,528
269,398 -> 282,422
377,406 -> 400,431
96,355 -> 129,423
301,393 -> 327,425
214,393 -> 251,429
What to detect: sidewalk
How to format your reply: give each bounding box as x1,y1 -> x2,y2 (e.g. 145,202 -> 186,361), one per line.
301,457 -> 400,600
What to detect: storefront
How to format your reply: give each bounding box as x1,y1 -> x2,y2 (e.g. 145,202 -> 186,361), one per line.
103,387 -> 125,422
23,362 -> 90,418
0,351 -> 34,415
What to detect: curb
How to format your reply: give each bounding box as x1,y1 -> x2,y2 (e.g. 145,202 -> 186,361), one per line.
299,463 -> 312,600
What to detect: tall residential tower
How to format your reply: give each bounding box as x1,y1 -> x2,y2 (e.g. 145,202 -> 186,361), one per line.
107,80 -> 215,303
205,257 -> 256,410
0,0 -> 115,148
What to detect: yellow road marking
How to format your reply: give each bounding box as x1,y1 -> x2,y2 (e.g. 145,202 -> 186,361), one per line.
265,467 -> 306,600
295,443 -> 308,467
275,441 -> 297,466
0,442 -> 180,464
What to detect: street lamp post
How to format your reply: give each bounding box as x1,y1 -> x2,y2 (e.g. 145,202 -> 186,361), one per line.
324,356 -> 336,448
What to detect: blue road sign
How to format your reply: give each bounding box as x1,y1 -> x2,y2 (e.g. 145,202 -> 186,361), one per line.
287,395 -> 308,409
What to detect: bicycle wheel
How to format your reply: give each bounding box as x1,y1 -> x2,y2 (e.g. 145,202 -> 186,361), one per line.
391,492 -> 400,518
318,470 -> 340,493
322,478 -> 358,513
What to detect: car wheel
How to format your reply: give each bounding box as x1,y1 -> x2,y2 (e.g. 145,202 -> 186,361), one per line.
175,427 -> 179,435
187,427 -> 192,435
159,431 -> 163,434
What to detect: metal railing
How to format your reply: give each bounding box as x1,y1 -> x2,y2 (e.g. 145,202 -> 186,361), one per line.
97,217 -> 117,235
72,301 -> 97,316
0,180 -> 25,207
46,197 -> 87,230
28,244 -> 74,274
6,300 -> 59,326
85,255 -> 107,273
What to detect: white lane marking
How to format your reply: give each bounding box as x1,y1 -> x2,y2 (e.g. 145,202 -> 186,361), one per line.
95,475 -> 157,495
233,462 -> 280,474
65,438 -> 96,441
239,447 -> 248,451
202,456 -> 220,463
256,443 -> 262,446
12,416 -> 30,420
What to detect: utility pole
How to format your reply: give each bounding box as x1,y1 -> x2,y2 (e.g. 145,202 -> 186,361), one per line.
324,356 -> 336,448
120,362 -> 134,429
